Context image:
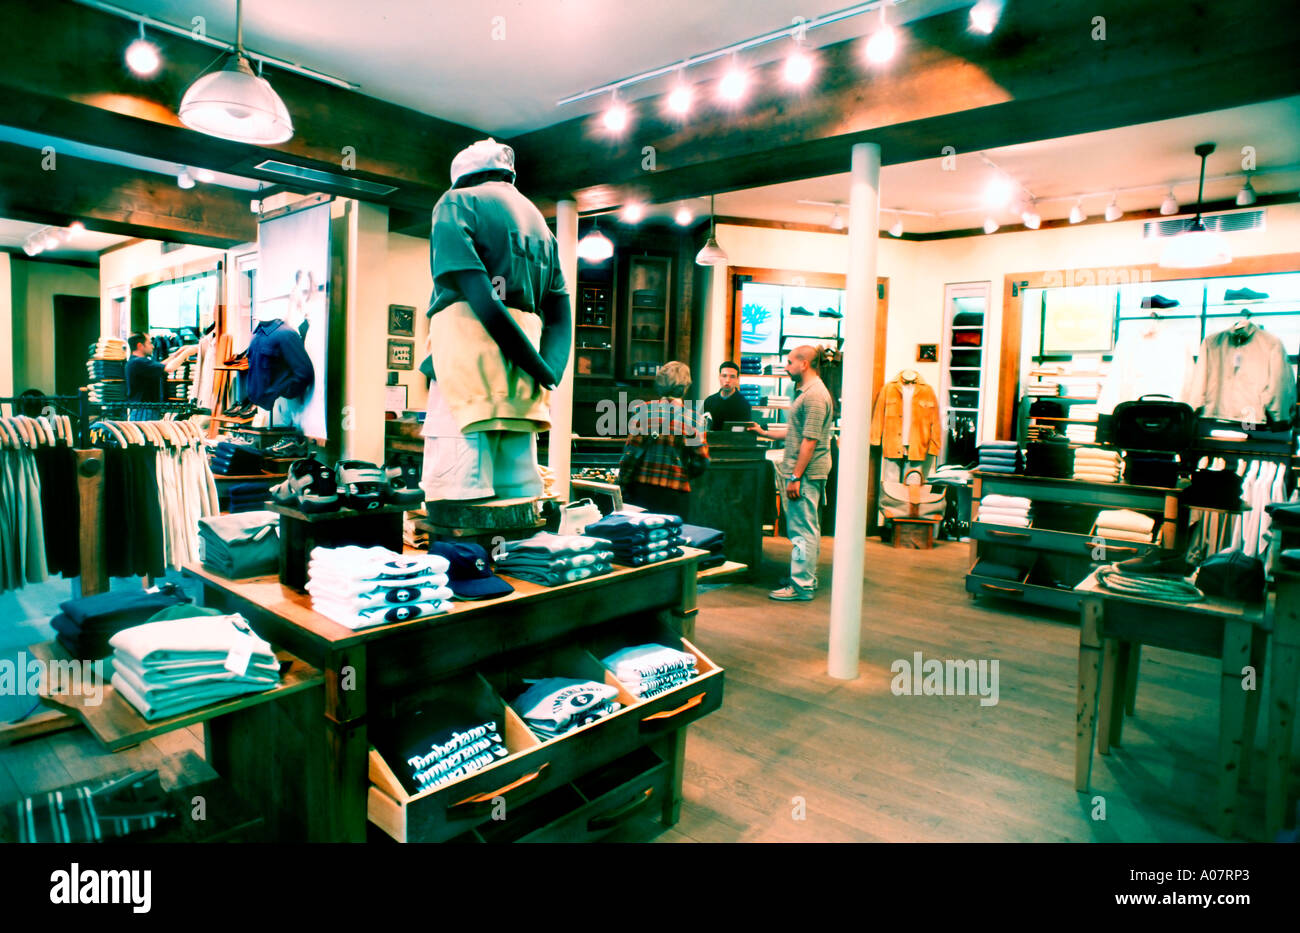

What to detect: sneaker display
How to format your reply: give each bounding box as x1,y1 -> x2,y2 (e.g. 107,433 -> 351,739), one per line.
1224,287 -> 1269,302
384,459 -> 426,506
335,460 -> 387,510
271,458 -> 340,513
1140,295 -> 1180,309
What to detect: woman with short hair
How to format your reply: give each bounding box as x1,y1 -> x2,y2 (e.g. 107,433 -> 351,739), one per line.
618,361 -> 709,520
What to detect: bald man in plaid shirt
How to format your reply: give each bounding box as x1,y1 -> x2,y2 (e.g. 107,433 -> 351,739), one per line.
619,362 -> 709,521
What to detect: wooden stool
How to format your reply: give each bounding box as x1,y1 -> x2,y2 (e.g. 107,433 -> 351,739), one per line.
892,517 -> 939,549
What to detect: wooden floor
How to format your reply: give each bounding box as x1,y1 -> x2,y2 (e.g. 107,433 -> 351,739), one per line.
3,537 -> 1291,842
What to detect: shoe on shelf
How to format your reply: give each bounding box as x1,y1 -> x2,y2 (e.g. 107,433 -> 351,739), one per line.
1224,287 -> 1269,302
788,306 -> 813,316
271,458 -> 340,513
266,436 -> 308,458
335,460 -> 387,511
1140,295 -> 1180,309
384,460 -> 425,506
819,307 -> 843,318
768,585 -> 813,601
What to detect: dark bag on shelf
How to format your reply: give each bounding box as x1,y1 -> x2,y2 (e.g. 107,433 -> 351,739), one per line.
1110,394 -> 1196,452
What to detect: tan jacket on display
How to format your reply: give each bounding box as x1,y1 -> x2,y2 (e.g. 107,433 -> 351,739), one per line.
870,373 -> 943,460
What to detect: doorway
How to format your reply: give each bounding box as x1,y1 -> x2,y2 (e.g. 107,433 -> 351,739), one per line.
53,294 -> 100,397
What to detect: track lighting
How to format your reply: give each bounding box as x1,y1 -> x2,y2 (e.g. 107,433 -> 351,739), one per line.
125,23 -> 161,77
969,0 -> 1002,35
888,218 -> 904,237
674,206 -> 693,226
1104,197 -> 1123,222
1069,202 -> 1086,224
1236,176 -> 1256,206
177,169 -> 195,189
1159,190 -> 1179,215
192,167 -> 216,183
784,48 -> 813,86
22,238 -> 39,256
1020,202 -> 1041,229
865,7 -> 898,64
983,217 -> 999,234
602,95 -> 629,133
578,222 -> 615,263
621,203 -> 645,224
983,175 -> 1016,208
718,58 -> 748,102
67,222 -> 86,236
830,211 -> 844,231
666,81 -> 693,116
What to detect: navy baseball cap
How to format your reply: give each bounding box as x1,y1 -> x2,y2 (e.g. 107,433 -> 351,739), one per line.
428,541 -> 514,599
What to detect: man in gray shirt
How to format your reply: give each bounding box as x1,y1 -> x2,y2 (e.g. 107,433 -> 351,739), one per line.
749,346 -> 834,600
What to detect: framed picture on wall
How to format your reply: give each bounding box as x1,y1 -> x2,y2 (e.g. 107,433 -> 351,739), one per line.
388,304 -> 416,337
387,339 -> 415,370
917,343 -> 938,362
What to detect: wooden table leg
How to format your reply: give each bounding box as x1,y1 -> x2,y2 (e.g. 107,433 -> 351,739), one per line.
1216,618 -> 1254,838
1240,628 -> 1267,788
1124,643 -> 1140,716
1097,638 -> 1121,755
1266,577 -> 1300,838
1075,597 -> 1104,792
663,730 -> 687,827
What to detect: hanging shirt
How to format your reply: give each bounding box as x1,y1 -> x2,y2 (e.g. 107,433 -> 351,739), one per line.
1096,326 -> 1196,414
428,180 -> 568,318
247,318 -> 315,408
1187,324 -> 1297,423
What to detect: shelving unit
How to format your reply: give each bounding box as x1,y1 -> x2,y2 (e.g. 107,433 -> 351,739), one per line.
623,254 -> 672,381
575,275 -> 616,378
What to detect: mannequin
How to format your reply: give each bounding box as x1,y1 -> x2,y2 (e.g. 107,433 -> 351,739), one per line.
421,138 -> 572,502
247,302 -> 314,426
870,370 -> 941,484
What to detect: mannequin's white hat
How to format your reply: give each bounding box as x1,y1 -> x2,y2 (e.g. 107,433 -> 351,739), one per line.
450,138 -> 516,185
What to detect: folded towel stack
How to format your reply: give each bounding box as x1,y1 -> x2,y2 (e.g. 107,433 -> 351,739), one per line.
210,441 -> 264,477
602,644 -> 698,699
585,511 -> 687,567
511,678 -> 622,741
977,442 -> 1022,475
1025,381 -> 1061,396
108,615 -> 281,722
975,493 -> 1032,527
497,533 -> 615,586
198,511 -> 279,578
1094,509 -> 1156,543
307,546 -> 453,629
1065,424 -> 1098,445
1073,447 -> 1123,483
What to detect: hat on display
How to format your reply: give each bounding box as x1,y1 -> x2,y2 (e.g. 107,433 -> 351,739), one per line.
1181,469 -> 1248,511
1195,549 -> 1266,603
427,541 -> 514,599
450,139 -> 516,186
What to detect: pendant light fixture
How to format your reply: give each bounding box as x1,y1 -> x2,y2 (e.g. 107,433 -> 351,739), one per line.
1236,175 -> 1257,206
577,219 -> 614,263
696,195 -> 730,266
1160,142 -> 1231,269
179,0 -> 294,145
125,22 -> 161,76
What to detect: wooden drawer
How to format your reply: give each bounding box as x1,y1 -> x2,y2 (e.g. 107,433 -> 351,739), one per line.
971,522 -> 1155,560
965,572 -> 1082,611
368,634 -> 723,843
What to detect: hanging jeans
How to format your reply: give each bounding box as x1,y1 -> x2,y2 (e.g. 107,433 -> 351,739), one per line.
783,474 -> 825,594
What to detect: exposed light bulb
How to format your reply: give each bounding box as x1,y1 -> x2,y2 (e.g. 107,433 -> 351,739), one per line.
1160,190 -> 1178,215
983,217 -> 999,234
177,169 -> 195,189
125,37 -> 161,77
969,1 -> 1001,35
865,25 -> 898,63
1236,177 -> 1256,206
1105,198 -> 1123,222
983,175 -> 1015,208
578,227 -> 615,263
193,167 -> 216,183
718,63 -> 748,102
666,83 -> 693,115
1069,202 -> 1086,224
602,100 -> 629,133
784,49 -> 813,85
674,206 -> 693,225
622,203 -> 645,224
889,218 -> 904,237
67,221 -> 86,237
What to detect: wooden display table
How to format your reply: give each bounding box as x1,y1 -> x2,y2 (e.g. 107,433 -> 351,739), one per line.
267,501 -> 407,590
1073,571 -> 1269,838
1263,567 -> 1300,839
184,548 -> 720,842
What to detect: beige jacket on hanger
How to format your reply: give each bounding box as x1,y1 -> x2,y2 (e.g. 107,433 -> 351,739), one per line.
870,374 -> 943,461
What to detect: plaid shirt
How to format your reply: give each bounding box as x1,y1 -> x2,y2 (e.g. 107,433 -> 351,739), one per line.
619,399 -> 709,492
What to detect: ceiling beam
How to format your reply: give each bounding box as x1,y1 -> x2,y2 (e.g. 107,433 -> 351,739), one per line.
0,141 -> 255,246
0,0 -> 486,212
513,0 -> 1300,211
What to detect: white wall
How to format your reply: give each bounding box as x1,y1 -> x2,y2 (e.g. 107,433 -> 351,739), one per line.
7,258 -> 100,393
99,240 -> 225,335
386,232 -> 432,412
711,203 -> 1300,440
341,200 -> 391,463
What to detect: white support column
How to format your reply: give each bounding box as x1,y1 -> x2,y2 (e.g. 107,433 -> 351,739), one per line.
549,199 -> 579,503
828,142 -> 881,681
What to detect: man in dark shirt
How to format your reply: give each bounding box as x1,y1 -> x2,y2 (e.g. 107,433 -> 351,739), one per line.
701,361 -> 752,429
125,333 -> 196,404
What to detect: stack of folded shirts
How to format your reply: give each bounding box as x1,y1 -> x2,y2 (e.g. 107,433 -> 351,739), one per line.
1025,381 -> 1062,397
679,523 -> 726,569
977,442 -> 1022,474
1125,452 -> 1180,488
108,615 -> 281,722
740,356 -> 763,375
198,511 -> 279,578
89,337 -> 128,361
1094,509 -> 1156,543
1025,436 -> 1074,478
975,494 -> 1032,528
86,381 -> 125,403
1073,447 -> 1122,483
223,482 -> 275,513
307,546 -> 453,629
585,511 -> 687,566
50,584 -> 193,660
209,441 -> 264,476
403,510 -> 429,550
86,359 -> 125,381
602,644 -> 698,699
395,714 -> 511,793
511,678 -> 622,741
496,533 -> 614,586
1064,424 -> 1098,445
